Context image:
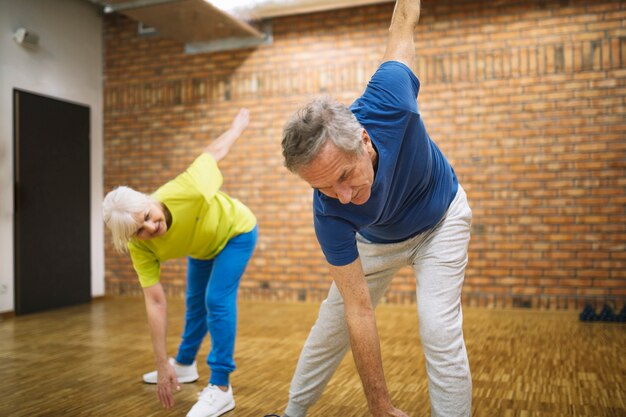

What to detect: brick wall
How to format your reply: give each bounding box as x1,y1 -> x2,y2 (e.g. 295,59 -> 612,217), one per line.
103,0 -> 626,309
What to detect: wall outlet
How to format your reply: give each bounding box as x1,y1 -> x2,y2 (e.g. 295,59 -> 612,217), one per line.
0,284 -> 7,294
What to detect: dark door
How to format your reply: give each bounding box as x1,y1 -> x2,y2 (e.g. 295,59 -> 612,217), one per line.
14,89 -> 91,315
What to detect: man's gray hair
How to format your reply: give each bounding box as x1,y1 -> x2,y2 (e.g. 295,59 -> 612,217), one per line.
282,97 -> 364,173
102,186 -> 157,253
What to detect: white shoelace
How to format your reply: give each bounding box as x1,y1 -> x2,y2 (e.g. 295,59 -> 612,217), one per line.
197,386 -> 218,402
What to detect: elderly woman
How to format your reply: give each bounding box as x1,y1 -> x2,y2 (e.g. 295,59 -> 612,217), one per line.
102,109 -> 257,417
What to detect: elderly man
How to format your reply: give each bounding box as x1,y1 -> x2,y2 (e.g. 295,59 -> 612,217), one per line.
280,1 -> 472,416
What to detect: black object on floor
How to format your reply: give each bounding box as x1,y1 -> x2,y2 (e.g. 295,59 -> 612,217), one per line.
579,304 -> 597,322
597,304 -> 616,322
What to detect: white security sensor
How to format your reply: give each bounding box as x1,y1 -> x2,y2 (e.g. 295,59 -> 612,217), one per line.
13,27 -> 39,48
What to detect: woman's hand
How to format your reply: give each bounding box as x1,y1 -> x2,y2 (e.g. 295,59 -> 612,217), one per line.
156,361 -> 180,408
204,108 -> 251,162
230,108 -> 250,137
142,283 -> 177,408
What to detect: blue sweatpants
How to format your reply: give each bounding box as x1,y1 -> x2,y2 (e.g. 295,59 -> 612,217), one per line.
175,226 -> 257,387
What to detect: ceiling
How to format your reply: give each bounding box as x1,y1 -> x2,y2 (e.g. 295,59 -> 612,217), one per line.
215,0 -> 394,20
91,0 -> 393,52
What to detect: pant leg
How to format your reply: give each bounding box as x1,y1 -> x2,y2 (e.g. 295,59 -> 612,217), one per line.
176,257 -> 213,365
413,186 -> 472,417
205,226 -> 258,386
285,234 -> 406,417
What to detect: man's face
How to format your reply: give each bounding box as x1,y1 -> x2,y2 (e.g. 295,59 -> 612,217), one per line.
298,130 -> 377,205
132,201 -> 168,240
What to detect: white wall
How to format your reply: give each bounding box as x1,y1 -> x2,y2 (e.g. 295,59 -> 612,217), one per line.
0,0 -> 104,313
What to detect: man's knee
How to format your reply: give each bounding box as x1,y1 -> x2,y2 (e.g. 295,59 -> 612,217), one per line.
418,308 -> 463,349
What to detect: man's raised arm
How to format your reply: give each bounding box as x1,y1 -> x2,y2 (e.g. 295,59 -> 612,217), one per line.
382,0 -> 421,72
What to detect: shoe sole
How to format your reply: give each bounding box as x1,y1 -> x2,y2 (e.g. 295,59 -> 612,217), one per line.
186,401 -> 235,417
215,401 -> 235,417
142,375 -> 199,384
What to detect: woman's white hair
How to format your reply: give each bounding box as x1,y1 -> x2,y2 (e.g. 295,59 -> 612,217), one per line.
102,186 -> 157,253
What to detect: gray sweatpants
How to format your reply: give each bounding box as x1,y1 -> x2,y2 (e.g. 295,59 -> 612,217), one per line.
285,186 -> 473,417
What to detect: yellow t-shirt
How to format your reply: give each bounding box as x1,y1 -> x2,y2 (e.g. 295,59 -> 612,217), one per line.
129,153 -> 256,287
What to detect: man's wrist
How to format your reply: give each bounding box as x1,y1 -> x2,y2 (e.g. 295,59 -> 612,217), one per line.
368,391 -> 393,415
370,403 -> 395,417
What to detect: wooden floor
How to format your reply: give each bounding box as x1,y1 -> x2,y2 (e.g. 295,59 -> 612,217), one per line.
1,297 -> 624,417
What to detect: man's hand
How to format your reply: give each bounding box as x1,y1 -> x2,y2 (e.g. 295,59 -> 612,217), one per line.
329,258 -> 408,417
370,397 -> 410,416
382,0 -> 421,72
383,407 -> 410,417
156,361 -> 180,408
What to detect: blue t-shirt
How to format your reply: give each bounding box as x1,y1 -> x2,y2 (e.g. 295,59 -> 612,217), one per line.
313,61 -> 459,266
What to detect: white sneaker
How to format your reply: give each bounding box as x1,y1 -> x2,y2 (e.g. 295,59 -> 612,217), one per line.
186,384 -> 235,417
142,357 -> 199,384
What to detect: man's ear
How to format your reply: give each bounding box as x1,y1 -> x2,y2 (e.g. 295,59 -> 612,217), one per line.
362,128 -> 371,144
361,128 -> 377,161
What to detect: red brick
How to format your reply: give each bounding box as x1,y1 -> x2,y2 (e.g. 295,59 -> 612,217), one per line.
102,0 -> 626,309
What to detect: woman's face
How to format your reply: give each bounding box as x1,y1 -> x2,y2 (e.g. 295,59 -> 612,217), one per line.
132,201 -> 168,240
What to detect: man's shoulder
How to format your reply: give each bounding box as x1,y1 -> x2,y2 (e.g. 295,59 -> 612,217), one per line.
352,61 -> 420,114
376,60 -> 419,85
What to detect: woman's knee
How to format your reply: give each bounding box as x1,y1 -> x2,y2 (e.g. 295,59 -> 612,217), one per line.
205,292 -> 234,315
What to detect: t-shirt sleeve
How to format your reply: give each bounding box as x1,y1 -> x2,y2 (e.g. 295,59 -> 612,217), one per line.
185,153 -> 223,201
129,241 -> 161,287
359,61 -> 420,112
156,153 -> 223,204
314,213 -> 359,267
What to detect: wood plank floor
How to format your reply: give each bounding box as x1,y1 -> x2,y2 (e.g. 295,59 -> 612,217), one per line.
1,297 -> 624,416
